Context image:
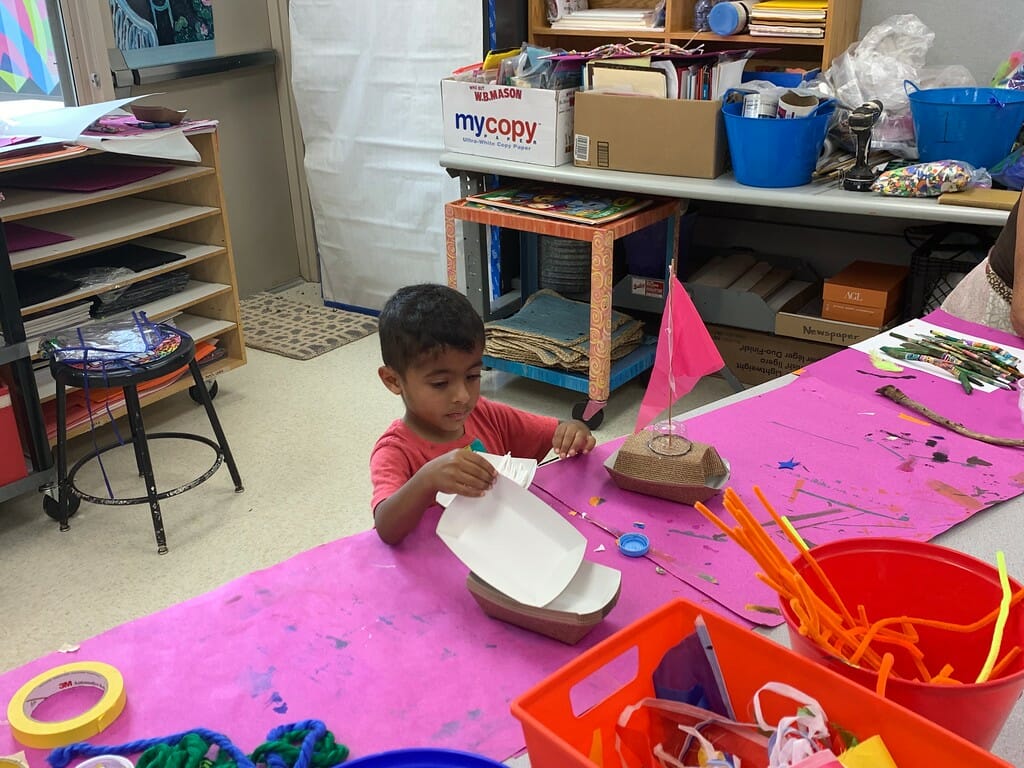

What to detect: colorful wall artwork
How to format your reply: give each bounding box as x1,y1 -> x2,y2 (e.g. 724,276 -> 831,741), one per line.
0,0 -> 60,97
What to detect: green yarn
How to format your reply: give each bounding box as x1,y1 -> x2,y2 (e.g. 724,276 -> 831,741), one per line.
135,728 -> 350,768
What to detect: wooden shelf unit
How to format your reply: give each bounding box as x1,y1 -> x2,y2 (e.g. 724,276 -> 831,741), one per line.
529,0 -> 862,70
0,129 -> 246,453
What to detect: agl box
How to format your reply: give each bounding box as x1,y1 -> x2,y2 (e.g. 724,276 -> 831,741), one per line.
440,78 -> 576,166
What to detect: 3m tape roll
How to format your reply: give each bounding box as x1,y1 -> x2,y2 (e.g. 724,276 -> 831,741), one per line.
6,662 -> 126,749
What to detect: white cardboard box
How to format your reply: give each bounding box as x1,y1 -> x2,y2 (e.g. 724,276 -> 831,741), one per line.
440,78 -> 576,166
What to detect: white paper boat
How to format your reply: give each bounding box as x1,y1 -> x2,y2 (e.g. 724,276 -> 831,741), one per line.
437,475 -> 585,607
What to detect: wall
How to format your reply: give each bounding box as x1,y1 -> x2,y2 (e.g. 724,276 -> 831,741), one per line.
860,0 -> 1022,85
99,0 -> 303,296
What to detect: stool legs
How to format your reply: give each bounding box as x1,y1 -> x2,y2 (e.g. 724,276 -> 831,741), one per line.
124,394 -> 147,477
54,380 -> 71,532
189,361 -> 243,492
123,384 -> 168,555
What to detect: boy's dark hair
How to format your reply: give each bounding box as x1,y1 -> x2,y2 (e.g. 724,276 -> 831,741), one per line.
378,283 -> 485,373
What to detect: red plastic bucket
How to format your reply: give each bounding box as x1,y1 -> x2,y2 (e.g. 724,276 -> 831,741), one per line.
780,538 -> 1024,749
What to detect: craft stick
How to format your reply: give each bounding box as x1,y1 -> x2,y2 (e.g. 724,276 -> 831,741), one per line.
876,653 -> 895,697
976,551 -> 1013,683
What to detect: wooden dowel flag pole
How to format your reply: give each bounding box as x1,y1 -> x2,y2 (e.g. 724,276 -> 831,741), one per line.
635,272 -> 724,432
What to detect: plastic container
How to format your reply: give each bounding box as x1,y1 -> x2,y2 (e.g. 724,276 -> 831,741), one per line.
780,538 -> 1024,750
342,749 -> 504,767
741,68 -> 820,88
907,83 -> 1024,168
721,99 -> 834,187
708,1 -> 759,35
512,598 -> 1012,768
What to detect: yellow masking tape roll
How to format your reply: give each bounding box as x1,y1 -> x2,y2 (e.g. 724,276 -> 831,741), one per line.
6,662 -> 126,749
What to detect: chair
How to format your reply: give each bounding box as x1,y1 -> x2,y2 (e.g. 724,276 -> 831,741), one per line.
46,318 -> 243,554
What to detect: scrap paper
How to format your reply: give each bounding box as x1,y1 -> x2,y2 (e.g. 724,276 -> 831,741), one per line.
807,310 -> 1024,441
0,492 -> 718,764
4,222 -> 73,252
534,376 -> 1024,626
6,163 -> 174,193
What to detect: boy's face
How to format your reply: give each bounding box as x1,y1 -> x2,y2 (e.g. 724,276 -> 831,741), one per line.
378,344 -> 484,442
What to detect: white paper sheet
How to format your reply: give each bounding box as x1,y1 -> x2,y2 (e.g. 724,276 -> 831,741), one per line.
437,475 -> 586,607
851,318 -> 1024,393
76,129 -> 202,163
435,452 -> 538,507
0,96 -> 145,141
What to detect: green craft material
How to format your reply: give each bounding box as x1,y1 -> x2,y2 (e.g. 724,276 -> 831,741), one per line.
135,729 -> 349,768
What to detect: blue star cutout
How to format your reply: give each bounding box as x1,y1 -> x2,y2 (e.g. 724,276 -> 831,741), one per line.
778,458 -> 800,470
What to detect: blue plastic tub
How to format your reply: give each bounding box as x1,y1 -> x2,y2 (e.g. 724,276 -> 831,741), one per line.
721,99 -> 834,188
342,749 -> 505,767
907,83 -> 1024,168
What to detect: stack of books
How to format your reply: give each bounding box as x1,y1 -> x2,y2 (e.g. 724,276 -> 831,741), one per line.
749,0 -> 827,39
550,6 -> 665,31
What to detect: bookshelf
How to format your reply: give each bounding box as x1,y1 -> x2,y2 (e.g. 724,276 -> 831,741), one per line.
0,128 -> 246,481
529,0 -> 862,71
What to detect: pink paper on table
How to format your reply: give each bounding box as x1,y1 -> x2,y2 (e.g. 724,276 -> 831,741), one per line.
534,375 -> 1024,627
4,221 -> 74,252
0,492 -> 707,763
805,310 -> 1024,441
7,163 -> 174,192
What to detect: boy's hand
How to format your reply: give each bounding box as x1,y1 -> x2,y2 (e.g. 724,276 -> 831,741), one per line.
553,420 -> 596,459
426,448 -> 498,497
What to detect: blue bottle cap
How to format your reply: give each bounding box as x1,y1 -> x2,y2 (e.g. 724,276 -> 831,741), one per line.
618,533 -> 650,557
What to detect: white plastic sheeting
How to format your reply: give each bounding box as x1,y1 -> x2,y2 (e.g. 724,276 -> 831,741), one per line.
289,0 -> 482,310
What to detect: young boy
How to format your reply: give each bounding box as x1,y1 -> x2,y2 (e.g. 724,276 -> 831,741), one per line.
371,283 -> 596,545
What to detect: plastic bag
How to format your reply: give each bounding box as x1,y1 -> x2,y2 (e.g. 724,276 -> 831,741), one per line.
820,14 -> 975,158
871,160 -> 991,197
615,697 -> 769,768
752,682 -> 832,768
991,145 -> 1024,190
546,0 -> 587,23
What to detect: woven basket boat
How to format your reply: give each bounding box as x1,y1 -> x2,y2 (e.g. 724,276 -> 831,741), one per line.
603,430 -> 730,505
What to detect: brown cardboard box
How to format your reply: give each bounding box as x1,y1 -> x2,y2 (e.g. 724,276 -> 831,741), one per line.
821,299 -> 899,327
822,261 -> 909,309
572,91 -> 727,178
707,324 -> 836,385
775,308 -> 892,346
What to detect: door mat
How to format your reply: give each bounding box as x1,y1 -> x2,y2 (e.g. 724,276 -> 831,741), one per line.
239,292 -> 377,360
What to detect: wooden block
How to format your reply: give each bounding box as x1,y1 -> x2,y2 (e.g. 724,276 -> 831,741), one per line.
749,266 -> 794,298
938,188 -> 1020,211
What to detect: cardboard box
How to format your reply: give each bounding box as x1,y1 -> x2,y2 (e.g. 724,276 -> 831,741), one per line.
685,251 -> 820,333
572,91 -> 727,178
708,324 -> 836,385
775,305 -> 893,346
823,260 -> 909,309
821,299 -> 899,327
440,78 -> 576,166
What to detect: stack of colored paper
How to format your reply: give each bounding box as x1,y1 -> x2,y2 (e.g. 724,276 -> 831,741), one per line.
749,0 -> 827,39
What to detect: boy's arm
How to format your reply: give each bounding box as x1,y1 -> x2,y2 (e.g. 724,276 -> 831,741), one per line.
373,448 -> 498,545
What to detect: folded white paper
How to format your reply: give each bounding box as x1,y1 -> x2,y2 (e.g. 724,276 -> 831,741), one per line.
437,475 -> 585,607
435,451 -> 538,507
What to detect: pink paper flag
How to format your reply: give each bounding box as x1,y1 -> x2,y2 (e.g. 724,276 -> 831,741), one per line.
635,274 -> 724,431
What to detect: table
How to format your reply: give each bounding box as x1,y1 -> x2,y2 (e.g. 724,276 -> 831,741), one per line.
440,152 -> 1010,319
444,196 -> 682,424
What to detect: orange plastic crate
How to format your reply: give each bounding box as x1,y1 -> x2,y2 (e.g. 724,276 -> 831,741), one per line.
511,598 -> 1013,768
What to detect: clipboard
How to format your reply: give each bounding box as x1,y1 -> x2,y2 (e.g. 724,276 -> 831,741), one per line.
587,61 -> 669,98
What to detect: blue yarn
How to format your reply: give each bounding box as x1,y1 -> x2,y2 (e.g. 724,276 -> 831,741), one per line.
47,721 -> 333,768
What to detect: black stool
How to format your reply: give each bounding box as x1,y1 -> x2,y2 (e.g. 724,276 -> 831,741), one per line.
48,326 -> 243,554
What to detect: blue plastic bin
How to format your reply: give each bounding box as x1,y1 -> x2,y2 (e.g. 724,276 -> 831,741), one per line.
907,83 -> 1024,168
721,99 -> 834,188
342,749 -> 505,767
